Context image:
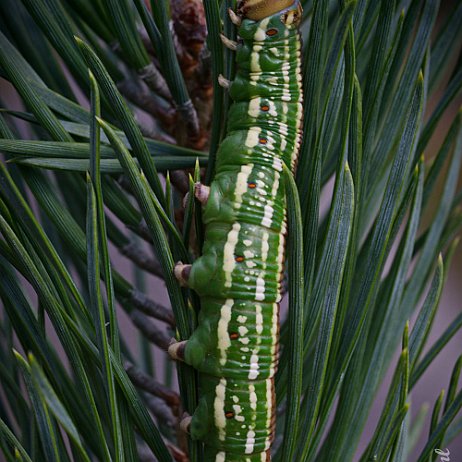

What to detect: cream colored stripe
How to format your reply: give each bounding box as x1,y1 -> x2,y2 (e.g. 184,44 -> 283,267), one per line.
223,223 -> 241,287
217,299 -> 234,365
214,378 -> 227,441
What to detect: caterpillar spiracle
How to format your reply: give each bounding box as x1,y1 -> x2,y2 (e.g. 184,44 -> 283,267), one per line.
169,1 -> 303,460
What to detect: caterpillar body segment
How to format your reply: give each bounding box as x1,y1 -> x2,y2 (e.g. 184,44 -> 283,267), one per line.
173,2 -> 303,460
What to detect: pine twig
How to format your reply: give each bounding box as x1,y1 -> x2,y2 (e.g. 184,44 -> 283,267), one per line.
130,310 -> 172,349
125,361 -> 180,409
130,289 -> 174,325
120,240 -> 165,277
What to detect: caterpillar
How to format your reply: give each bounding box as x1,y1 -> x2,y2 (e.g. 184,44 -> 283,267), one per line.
169,1 -> 303,460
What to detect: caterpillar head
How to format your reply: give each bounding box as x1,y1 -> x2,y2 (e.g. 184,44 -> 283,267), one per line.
236,1 -> 302,40
237,0 -> 302,24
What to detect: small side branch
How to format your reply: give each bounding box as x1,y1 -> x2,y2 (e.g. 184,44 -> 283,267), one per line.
144,394 -> 176,427
130,310 -> 172,349
138,62 -> 171,101
117,77 -> 175,126
120,241 -> 165,277
125,361 -> 180,408
130,289 -> 174,326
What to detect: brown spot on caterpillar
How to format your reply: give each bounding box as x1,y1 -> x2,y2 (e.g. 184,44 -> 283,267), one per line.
266,28 -> 278,36
230,332 -> 239,340
225,411 -> 235,419
259,138 -> 267,144
248,182 -> 257,189
235,255 -> 245,262
261,105 -> 270,112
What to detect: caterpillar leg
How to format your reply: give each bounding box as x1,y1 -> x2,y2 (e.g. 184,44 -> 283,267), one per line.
220,33 -> 238,50
194,183 -> 210,204
218,74 -> 231,89
185,397 -> 211,440
180,414 -> 193,434
174,256 -> 217,292
168,326 -> 209,368
171,262 -> 206,364
174,262 -> 192,286
168,339 -> 187,361
177,401 -> 211,441
228,8 -> 241,26
183,183 -> 210,208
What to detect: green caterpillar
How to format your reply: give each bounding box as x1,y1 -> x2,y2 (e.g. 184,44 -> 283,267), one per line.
169,1 -> 303,460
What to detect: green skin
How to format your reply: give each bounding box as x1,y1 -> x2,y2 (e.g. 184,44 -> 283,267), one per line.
180,3 -> 302,461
